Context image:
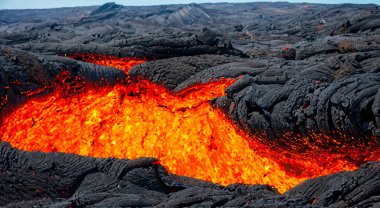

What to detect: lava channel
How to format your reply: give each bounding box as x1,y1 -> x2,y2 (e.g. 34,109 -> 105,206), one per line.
1,54 -> 379,194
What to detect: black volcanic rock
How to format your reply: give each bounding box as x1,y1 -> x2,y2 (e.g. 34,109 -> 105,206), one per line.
286,162 -> 380,207
90,2 -> 123,15
0,142 -> 379,207
212,55 -> 380,144
129,54 -> 242,90
79,3 -> 123,25
166,4 -> 212,27
347,12 -> 380,33
12,28 -> 245,59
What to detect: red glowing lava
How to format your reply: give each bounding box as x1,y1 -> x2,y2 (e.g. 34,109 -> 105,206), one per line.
1,54 -> 379,193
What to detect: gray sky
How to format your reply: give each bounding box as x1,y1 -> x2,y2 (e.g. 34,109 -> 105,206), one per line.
0,0 -> 378,9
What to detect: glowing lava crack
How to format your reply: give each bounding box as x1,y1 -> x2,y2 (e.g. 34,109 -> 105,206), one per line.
1,54 -> 379,194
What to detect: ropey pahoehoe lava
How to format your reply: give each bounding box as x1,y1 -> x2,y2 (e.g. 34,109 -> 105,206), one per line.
0,54 -> 379,194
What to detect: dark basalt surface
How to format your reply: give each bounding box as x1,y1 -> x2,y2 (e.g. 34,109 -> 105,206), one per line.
1,142 -> 379,207
1,2 -> 380,207
13,27 -> 245,59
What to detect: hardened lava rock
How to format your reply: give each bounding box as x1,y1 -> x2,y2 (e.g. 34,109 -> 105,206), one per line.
0,142 -> 379,207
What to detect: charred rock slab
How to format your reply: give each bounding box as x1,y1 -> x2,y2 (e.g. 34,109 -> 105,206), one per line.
129,54 -> 242,90
1,142 -> 379,207
214,61 -> 380,143
12,28 -> 245,59
286,162 -> 380,207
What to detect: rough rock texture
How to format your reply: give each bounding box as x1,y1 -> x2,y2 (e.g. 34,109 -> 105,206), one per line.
1,142 -> 379,207
1,2 -> 380,207
13,28 -> 245,59
2,2 -> 378,59
129,54 -> 242,90
286,162 -> 380,208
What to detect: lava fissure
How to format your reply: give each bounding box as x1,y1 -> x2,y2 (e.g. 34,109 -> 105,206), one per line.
1,54 -> 379,194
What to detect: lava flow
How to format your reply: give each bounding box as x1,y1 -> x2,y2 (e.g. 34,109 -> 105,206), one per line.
1,54 -> 379,194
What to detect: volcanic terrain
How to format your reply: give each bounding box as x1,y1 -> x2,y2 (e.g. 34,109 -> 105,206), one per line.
0,2 -> 380,207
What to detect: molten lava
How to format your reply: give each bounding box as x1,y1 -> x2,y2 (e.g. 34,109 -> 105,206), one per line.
68,53 -> 147,73
1,54 -> 379,194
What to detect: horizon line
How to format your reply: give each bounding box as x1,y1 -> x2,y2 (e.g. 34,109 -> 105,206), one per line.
0,1 -> 378,10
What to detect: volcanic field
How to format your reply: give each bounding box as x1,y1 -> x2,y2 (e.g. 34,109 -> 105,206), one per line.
0,2 -> 380,207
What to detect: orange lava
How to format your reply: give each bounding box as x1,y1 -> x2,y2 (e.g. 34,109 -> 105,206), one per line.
68,53 -> 146,73
1,54 -> 379,193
